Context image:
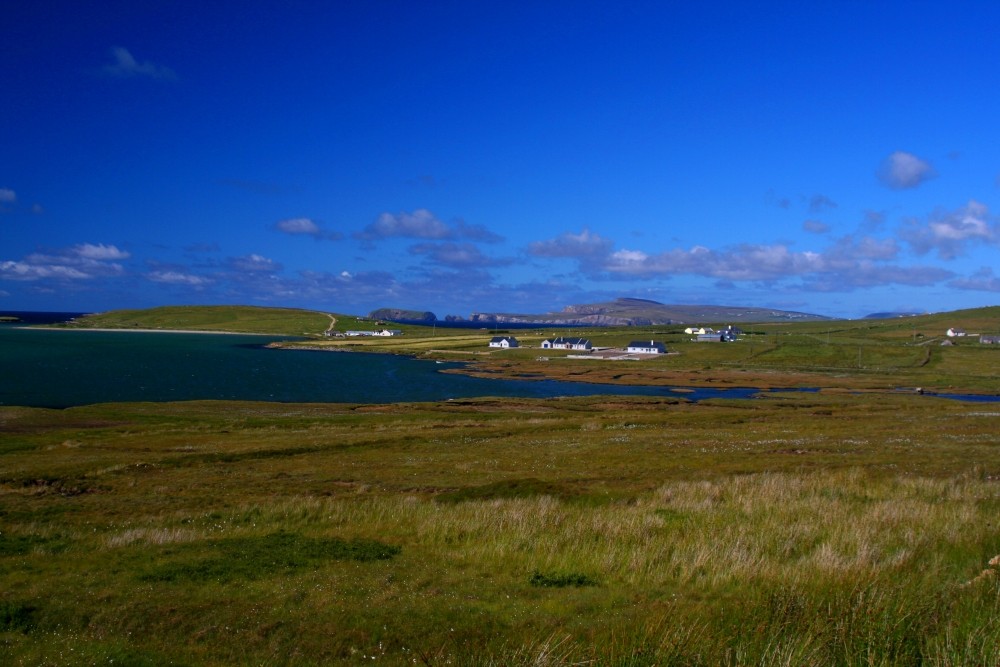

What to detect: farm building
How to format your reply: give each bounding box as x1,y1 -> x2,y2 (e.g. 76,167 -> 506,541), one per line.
488,336 -> 519,348
626,340 -> 667,354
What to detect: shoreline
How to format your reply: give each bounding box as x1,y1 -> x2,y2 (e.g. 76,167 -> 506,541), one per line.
24,326 -> 255,336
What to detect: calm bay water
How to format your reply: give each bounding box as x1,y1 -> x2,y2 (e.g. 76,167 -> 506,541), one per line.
0,325 -> 775,408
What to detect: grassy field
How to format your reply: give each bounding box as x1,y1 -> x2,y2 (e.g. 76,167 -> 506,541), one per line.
2,393 -> 999,665
10,304 -> 998,664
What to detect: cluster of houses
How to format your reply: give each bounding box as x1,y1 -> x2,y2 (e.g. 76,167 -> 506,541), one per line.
684,325 -> 742,342
489,335 -> 668,355
947,327 -> 1000,344
336,329 -> 403,337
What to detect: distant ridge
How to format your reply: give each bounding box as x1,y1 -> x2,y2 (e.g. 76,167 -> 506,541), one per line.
865,312 -> 923,319
465,298 -> 830,326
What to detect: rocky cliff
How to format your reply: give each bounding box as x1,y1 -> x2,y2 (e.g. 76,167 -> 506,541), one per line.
368,308 -> 437,323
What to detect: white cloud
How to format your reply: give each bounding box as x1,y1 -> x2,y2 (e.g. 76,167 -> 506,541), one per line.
274,217 -> 342,240
147,271 -> 210,286
103,47 -> 176,80
0,243 -> 129,282
356,209 -> 451,240
878,151 -> 935,190
74,243 -> 130,260
228,254 -> 281,273
0,260 -> 90,281
527,228 -> 614,259
0,188 -> 16,203
901,200 -> 998,259
276,217 -> 321,236
354,209 -> 501,243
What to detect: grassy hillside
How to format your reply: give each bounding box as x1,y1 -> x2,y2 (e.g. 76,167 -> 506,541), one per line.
64,305 -> 446,337
65,305 -> 338,336
2,394 -> 998,664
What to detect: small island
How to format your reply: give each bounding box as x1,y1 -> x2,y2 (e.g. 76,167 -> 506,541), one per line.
0,315 -> 21,323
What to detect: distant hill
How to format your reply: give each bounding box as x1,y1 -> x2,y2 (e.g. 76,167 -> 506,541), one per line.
64,305 -> 337,336
466,298 -> 831,326
865,312 -> 924,319
368,308 -> 436,323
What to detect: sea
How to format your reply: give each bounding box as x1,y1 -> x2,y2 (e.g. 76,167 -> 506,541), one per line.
2,313 -> 995,408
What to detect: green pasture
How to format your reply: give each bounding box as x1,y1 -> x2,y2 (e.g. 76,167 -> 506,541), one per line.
2,393 -> 999,665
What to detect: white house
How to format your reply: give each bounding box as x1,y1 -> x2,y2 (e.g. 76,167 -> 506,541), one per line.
540,336 -> 592,350
626,340 -> 666,354
489,336 -> 519,348
344,329 -> 402,337
946,327 -> 967,337
684,326 -> 714,335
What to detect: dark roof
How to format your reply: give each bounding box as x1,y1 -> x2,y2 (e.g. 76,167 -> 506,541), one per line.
551,337 -> 590,345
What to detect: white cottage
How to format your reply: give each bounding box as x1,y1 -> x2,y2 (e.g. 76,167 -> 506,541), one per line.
626,340 -> 666,354
540,336 -> 592,350
488,336 -> 519,348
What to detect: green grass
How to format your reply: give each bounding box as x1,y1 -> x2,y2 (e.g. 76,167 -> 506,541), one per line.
2,394 -> 1000,664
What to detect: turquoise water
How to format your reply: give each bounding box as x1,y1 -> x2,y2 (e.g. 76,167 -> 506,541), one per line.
1,326 -> 775,408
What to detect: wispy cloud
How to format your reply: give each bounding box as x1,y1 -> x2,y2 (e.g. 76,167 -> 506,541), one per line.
273,217 -> 342,241
354,209 -> 502,243
803,220 -> 830,234
355,209 -> 452,241
103,47 -> 176,80
409,242 -> 513,268
808,194 -> 838,213
878,151 -> 935,190
0,243 -> 130,281
227,254 -> 282,273
147,270 -> 212,286
949,267 -> 1000,292
527,228 -> 614,261
0,188 -> 16,203
75,243 -> 131,261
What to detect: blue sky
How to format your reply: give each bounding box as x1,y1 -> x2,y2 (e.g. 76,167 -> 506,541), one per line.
3,1 -> 1000,319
